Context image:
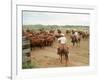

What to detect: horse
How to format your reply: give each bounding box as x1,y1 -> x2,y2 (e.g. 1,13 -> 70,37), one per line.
57,45 -> 69,65
70,35 -> 81,46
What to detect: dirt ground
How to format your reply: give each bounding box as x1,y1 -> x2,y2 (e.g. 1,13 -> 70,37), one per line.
30,34 -> 89,68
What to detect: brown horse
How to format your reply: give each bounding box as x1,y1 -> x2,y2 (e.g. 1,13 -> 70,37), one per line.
57,45 -> 69,64
71,35 -> 81,46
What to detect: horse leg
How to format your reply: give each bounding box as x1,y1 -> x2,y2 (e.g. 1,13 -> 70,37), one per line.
79,41 -> 80,47
65,53 -> 68,65
73,42 -> 75,46
76,42 -> 78,47
76,39 -> 79,47
78,39 -> 80,47
60,54 -> 63,63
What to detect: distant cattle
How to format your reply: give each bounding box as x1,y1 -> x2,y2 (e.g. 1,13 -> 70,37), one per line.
78,31 -> 89,40
66,30 -> 71,34
23,30 -> 55,50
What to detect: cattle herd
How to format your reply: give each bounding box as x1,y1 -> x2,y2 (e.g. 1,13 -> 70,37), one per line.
22,28 -> 89,50
66,29 -> 89,40
22,29 -> 56,50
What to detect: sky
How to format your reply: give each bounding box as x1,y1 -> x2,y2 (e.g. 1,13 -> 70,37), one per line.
23,11 -> 90,26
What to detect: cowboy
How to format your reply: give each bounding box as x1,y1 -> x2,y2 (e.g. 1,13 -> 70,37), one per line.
74,31 -> 79,40
58,33 -> 67,46
57,33 -> 69,54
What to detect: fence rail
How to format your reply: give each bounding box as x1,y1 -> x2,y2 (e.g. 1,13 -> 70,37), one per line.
22,36 -> 31,63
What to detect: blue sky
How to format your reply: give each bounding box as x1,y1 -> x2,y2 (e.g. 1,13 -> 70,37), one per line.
23,11 -> 90,26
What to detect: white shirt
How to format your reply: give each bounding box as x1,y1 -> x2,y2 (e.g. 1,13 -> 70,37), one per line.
58,36 -> 67,44
74,32 -> 79,37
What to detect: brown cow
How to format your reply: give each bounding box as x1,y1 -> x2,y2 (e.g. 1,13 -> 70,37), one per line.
46,36 -> 54,46
30,37 -> 45,50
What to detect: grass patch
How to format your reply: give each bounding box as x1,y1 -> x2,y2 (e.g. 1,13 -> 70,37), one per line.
22,61 -> 39,69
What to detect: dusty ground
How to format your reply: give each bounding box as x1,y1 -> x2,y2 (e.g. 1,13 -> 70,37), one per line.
30,34 -> 89,68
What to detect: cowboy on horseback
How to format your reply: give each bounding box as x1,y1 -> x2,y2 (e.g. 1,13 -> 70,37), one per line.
74,31 -> 79,40
57,33 -> 69,64
71,30 -> 81,46
57,33 -> 67,50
